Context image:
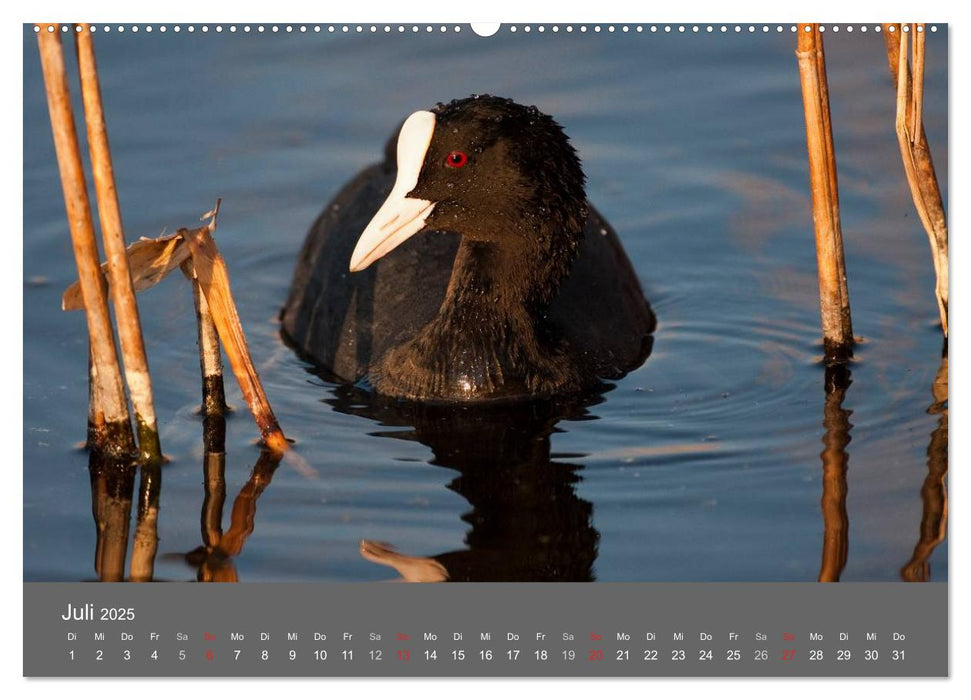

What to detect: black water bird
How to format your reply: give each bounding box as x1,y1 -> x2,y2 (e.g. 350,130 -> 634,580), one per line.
283,95 -> 654,401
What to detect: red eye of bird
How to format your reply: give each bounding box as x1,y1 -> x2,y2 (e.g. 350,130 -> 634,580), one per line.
445,150 -> 468,168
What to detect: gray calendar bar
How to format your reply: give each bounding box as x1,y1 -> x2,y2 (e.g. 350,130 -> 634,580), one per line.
24,582 -> 947,677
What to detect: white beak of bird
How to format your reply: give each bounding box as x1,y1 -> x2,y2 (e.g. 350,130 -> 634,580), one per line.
349,110 -> 437,272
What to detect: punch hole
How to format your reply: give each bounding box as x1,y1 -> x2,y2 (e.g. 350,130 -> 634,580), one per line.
471,23 -> 500,37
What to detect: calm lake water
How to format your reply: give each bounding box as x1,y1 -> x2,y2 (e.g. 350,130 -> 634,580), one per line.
23,24 -> 947,582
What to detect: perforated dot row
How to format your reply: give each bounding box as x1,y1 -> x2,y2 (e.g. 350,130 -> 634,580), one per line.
33,24 -> 466,34
32,24 -> 941,35
507,24 -> 938,34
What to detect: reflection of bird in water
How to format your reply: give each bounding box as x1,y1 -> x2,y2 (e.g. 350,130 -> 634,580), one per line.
326,384 -> 612,582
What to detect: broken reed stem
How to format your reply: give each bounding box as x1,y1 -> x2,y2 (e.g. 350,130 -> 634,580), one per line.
796,24 -> 854,362
183,220 -> 289,455
37,24 -> 135,457
76,23 -> 162,465
191,276 -> 228,419
883,24 -> 948,336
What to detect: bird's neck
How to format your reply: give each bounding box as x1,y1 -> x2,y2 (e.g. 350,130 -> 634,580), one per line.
373,238 -> 581,400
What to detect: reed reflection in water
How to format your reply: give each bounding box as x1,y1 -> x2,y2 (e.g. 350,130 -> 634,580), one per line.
818,364 -> 852,583
89,455 -> 160,582
815,349 -> 948,583
900,353 -> 948,582
86,357 -> 947,583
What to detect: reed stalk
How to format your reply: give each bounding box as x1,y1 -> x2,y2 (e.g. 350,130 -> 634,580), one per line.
192,278 -> 228,419
75,23 -> 162,464
883,24 -> 948,336
796,23 -> 854,362
37,24 -> 135,456
182,210 -> 289,455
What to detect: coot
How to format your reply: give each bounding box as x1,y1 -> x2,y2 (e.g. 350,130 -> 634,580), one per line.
282,95 -> 654,401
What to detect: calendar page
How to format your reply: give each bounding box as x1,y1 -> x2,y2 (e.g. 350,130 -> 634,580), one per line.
21,16 -> 949,680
